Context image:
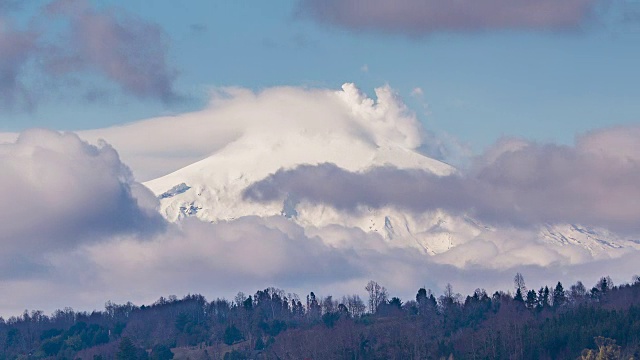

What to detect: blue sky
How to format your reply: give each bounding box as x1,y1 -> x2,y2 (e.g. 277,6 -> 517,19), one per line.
2,0 -> 639,155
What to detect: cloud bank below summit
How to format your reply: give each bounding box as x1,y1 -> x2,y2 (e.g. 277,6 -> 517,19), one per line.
245,130 -> 640,234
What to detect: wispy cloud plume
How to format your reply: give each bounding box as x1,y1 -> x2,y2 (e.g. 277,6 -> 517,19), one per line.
44,0 -> 179,103
0,0 -> 179,111
0,20 -> 38,110
298,0 -> 605,35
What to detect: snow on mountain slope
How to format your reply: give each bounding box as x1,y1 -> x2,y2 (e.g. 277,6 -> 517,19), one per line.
144,82 -> 452,221
143,83 -> 462,251
142,83 -> 638,267
541,224 -> 640,258
143,125 -> 461,252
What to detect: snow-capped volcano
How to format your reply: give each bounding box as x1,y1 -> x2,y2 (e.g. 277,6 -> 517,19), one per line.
144,132 -> 453,221
143,83 -> 459,251
143,83 -> 640,267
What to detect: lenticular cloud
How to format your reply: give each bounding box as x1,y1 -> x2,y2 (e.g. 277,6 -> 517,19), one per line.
79,83 -> 446,180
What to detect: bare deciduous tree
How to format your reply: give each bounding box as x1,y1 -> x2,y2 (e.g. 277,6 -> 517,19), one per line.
365,280 -> 388,314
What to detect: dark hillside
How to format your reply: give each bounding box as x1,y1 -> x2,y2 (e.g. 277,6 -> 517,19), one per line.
2,277 -> 640,359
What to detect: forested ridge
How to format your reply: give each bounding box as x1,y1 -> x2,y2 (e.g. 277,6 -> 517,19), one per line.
2,275 -> 640,360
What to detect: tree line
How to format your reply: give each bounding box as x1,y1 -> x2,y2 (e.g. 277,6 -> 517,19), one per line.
1,274 -> 640,359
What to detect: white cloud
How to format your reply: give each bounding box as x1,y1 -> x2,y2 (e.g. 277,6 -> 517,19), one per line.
411,87 -> 423,97
72,83 -> 449,181
577,125 -> 640,162
0,129 -> 164,287
0,129 -> 162,251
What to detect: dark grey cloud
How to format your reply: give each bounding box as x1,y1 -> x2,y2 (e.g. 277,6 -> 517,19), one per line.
0,0 -> 179,110
245,125 -> 640,234
0,23 -> 38,110
298,0 -> 604,35
45,0 -> 179,103
245,163 -> 466,212
0,129 -> 165,262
